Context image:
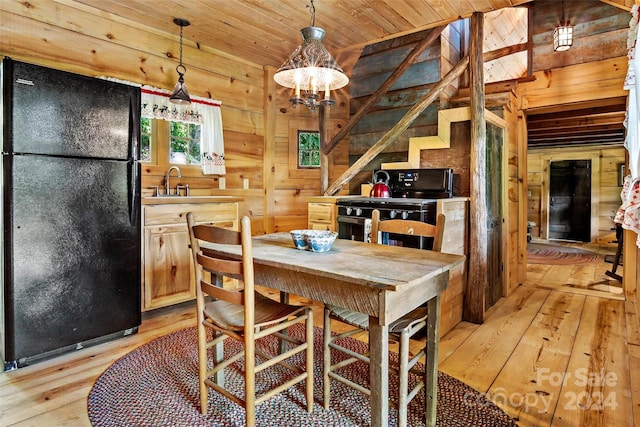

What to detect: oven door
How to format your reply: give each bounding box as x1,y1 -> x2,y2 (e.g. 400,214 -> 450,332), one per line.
337,215 -> 372,242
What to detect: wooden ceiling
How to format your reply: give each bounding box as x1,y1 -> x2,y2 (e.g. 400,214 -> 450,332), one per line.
72,0 -> 537,69
69,0 -> 632,149
526,97 -> 628,149
70,0 -> 633,70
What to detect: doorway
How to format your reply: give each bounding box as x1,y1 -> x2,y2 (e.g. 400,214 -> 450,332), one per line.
548,160 -> 592,242
485,121 -> 503,309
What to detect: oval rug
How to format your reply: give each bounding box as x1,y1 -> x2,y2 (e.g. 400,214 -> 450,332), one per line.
88,325 -> 518,427
526,242 -> 599,265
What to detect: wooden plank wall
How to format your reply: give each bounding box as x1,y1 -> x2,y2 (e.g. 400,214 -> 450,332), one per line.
526,146 -> 626,245
346,23 -> 464,193
530,0 -> 628,72
0,0 -> 351,234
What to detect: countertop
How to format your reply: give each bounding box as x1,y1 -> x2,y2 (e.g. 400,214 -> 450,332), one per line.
142,196 -> 243,205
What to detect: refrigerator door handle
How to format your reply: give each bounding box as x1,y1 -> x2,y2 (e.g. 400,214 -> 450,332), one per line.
128,89 -> 141,227
129,160 -> 140,227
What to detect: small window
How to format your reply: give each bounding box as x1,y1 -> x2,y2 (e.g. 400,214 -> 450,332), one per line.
170,122 -> 201,165
297,130 -> 320,168
140,117 -> 151,162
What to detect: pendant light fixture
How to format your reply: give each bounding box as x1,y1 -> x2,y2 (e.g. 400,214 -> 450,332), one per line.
553,1 -> 573,52
170,18 -> 192,105
273,0 -> 349,112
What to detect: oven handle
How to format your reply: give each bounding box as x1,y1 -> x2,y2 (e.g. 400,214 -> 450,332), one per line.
337,215 -> 369,225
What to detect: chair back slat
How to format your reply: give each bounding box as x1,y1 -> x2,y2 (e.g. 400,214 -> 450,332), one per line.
197,252 -> 244,277
371,209 -> 446,252
192,223 -> 242,245
200,279 -> 244,305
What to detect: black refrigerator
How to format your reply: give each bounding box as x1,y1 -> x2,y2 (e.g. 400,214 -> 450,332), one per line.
1,57 -> 141,370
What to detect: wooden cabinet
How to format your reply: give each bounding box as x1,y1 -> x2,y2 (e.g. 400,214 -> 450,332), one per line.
142,201 -> 238,311
307,196 -> 344,231
308,203 -> 336,231
436,197 -> 469,336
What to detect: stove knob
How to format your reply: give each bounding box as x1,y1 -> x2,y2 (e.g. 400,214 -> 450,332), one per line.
355,208 -> 363,216
389,210 -> 397,219
346,207 -> 353,215
402,211 -> 409,220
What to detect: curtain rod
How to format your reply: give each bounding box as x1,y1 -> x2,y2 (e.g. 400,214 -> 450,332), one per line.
141,88 -> 221,107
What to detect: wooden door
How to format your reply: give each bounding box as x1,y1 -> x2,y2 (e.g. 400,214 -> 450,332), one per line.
548,160 -> 591,242
485,122 -> 503,309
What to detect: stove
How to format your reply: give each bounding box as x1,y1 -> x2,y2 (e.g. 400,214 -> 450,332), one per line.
336,168 -> 453,248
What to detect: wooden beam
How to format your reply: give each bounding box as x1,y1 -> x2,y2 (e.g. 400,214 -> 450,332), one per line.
483,43 -> 529,63
464,12 -> 487,325
324,55 -> 470,196
323,25 -> 446,155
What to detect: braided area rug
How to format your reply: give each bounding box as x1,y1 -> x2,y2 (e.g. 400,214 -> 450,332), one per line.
88,325 -> 518,427
527,242 -> 599,265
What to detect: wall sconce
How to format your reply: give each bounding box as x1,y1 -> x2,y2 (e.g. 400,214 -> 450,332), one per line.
170,18 -> 192,105
553,1 -> 573,52
273,0 -> 349,112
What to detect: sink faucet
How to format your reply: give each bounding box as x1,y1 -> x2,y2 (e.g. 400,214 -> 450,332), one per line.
165,166 -> 182,196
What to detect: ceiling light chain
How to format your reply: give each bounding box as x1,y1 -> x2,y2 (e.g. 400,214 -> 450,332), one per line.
310,0 -> 316,27
169,17 -> 192,104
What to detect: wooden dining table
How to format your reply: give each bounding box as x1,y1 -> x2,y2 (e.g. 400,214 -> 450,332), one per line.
205,232 -> 465,427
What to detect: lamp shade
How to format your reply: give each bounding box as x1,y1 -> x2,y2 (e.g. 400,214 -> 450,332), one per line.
274,26 -> 349,92
553,25 -> 573,52
170,72 -> 191,104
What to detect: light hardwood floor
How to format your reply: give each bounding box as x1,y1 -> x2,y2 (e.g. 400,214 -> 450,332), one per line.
1,245 -> 639,426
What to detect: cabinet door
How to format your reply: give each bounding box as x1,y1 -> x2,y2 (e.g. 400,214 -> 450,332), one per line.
143,224 -> 193,310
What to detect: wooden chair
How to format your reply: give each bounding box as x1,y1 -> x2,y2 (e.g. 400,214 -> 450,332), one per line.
323,209 -> 445,427
187,213 -> 314,426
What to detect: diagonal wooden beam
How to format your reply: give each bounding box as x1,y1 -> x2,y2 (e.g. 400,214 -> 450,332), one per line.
483,42 -> 528,62
324,55 -> 470,196
323,25 -> 446,155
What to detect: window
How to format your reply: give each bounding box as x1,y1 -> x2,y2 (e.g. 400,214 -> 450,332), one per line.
297,130 -> 320,168
139,118 -> 201,166
140,117 -> 152,162
170,121 -> 201,165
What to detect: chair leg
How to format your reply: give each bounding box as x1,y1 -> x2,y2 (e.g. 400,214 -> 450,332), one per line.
306,309 -> 314,413
197,322 -> 209,415
245,333 -> 256,427
323,306 -> 332,410
398,329 -> 410,427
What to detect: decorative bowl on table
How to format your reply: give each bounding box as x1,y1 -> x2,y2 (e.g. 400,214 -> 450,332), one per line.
290,230 -> 308,250
290,229 -> 338,253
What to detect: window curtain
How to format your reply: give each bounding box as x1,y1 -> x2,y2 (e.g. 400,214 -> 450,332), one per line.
141,86 -> 226,175
619,5 -> 640,248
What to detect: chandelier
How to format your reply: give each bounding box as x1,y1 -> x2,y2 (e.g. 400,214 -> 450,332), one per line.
273,0 -> 349,112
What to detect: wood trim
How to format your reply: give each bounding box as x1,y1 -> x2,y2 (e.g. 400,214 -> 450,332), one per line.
263,66 -> 277,234
287,120 -> 322,180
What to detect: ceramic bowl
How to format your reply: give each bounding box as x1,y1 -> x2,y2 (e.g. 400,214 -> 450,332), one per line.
290,229 -> 338,252
290,230 -> 308,250
304,230 -> 338,253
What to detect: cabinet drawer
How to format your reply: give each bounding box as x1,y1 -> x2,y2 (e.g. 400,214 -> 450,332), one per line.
144,203 -> 238,226
308,203 -> 333,223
